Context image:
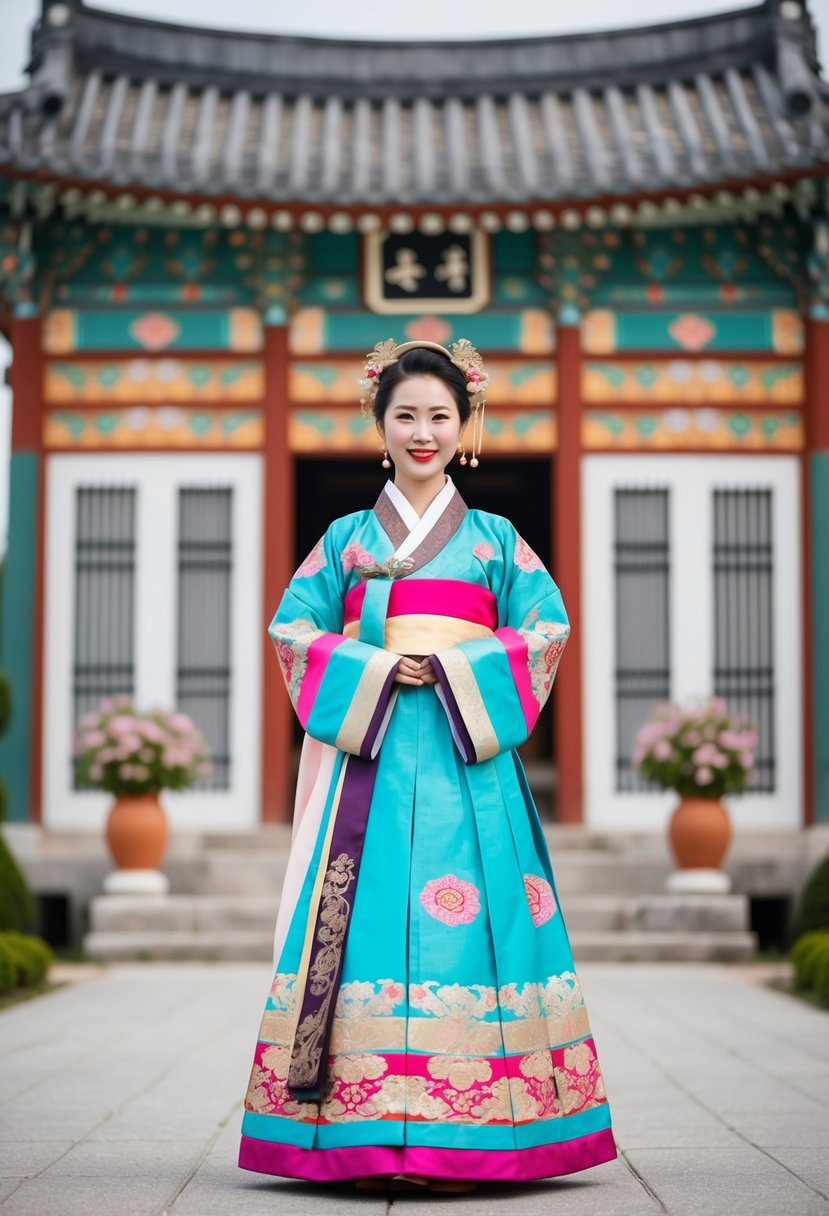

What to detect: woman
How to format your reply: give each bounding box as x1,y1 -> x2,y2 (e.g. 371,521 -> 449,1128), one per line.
239,338 -> 616,1189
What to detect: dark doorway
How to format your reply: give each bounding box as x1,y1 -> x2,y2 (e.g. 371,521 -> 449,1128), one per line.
294,457 -> 557,816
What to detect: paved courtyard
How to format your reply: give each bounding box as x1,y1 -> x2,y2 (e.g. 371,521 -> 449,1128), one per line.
1,961 -> 827,1215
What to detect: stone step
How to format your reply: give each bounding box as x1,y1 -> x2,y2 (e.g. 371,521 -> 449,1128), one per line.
568,930 -> 757,962
83,925 -> 757,963
83,929 -> 274,962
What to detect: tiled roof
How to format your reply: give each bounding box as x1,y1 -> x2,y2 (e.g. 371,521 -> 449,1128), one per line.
0,0 -> 827,205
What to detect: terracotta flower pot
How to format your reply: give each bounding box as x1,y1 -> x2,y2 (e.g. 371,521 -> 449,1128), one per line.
668,795 -> 732,870
105,792 -> 169,871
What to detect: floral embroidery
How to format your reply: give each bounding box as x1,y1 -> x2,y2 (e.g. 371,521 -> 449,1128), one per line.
295,536 -> 326,578
522,614 -> 571,707
524,874 -> 556,926
473,542 -> 495,561
514,535 -> 545,573
555,1039 -> 606,1114
270,617 -> 324,705
341,541 -> 375,572
419,875 -> 481,926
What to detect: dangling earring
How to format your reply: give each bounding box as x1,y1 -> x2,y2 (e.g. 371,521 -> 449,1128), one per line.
381,447 -> 391,469
458,440 -> 468,467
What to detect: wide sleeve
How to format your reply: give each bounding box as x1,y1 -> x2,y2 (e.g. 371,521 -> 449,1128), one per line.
430,522 -> 570,764
268,522 -> 401,759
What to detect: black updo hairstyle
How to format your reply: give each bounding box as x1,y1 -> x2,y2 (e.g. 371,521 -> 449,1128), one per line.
373,347 -> 471,426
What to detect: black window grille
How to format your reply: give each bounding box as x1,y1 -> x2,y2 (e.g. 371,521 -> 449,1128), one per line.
176,487 -> 233,791
712,488 -> 775,793
614,487 -> 671,792
72,486 -> 136,789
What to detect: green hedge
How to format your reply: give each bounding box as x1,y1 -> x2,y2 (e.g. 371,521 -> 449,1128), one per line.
0,834 -> 33,933
0,932 -> 52,994
791,852 -> 829,942
791,930 -> 829,1007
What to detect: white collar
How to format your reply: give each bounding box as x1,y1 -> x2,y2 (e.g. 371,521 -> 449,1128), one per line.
383,476 -> 456,561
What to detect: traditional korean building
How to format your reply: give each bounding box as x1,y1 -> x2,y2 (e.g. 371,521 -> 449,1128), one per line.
1,0 -> 827,839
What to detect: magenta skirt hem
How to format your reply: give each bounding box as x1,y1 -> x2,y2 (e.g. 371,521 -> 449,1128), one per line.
238,1128 -> 617,1183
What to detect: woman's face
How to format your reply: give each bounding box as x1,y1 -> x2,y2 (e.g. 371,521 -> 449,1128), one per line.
379,374 -> 465,479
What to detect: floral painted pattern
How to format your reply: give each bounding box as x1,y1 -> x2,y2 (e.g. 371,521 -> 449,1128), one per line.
473,542 -> 495,561
514,536 -> 545,573
341,541 -> 375,572
520,609 -> 571,707
419,875 -> 481,926
246,1039 -> 606,1126
271,617 -> 324,704
524,874 -> 556,926
295,537 -> 326,578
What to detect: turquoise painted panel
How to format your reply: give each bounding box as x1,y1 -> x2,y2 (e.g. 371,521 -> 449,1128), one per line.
296,311 -> 552,353
593,311 -> 801,353
54,283 -> 252,304
46,309 -> 263,352
596,284 -> 796,306
0,453 -> 37,822
812,453 -> 829,824
492,231 -> 537,275
305,232 -> 360,275
299,277 -> 360,306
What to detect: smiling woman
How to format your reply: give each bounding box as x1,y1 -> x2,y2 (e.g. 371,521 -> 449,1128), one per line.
238,337 -> 616,1191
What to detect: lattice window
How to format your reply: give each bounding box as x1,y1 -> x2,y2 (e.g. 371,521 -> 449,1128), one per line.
176,487 -> 233,791
72,486 -> 136,789
712,488 -> 775,793
613,487 -> 671,792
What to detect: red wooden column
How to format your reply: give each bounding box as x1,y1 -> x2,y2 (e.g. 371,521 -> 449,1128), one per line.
803,311 -> 829,825
6,316 -> 45,824
553,323 -> 584,824
261,323 -> 294,823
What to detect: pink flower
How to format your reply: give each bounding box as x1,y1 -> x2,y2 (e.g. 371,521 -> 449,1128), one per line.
295,537 -> 326,579
167,712 -> 194,733
82,729 -> 106,748
473,542 -> 495,561
108,715 -> 138,736
341,542 -> 375,572
117,763 -> 134,780
419,875 -> 481,927
524,874 -> 556,927
653,739 -> 673,761
696,766 -> 714,785
89,763 -> 103,781
739,750 -> 754,769
514,537 -> 545,573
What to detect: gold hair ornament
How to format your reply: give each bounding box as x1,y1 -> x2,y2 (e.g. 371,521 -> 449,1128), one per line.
359,338 -> 489,468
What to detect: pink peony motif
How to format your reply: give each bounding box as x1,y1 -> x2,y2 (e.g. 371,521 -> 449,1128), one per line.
295,537 -> 327,578
473,542 -> 495,561
514,536 -> 545,573
524,874 -> 556,927
341,542 -> 375,572
419,875 -> 481,927
668,313 -> 716,352
128,312 -> 181,351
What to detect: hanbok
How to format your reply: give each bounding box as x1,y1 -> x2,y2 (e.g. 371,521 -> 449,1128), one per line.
239,475 -> 616,1182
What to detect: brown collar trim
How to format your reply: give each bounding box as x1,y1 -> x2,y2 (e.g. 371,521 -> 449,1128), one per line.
373,485 -> 468,577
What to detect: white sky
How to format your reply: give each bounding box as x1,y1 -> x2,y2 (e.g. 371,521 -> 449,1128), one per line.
0,0 -> 828,554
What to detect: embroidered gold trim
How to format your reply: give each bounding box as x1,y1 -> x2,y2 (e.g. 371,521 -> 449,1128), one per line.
335,648 -> 399,754
287,850 -> 358,1090
433,646 -> 500,760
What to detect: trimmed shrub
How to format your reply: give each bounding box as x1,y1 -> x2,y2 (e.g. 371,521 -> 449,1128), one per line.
0,932 -> 52,988
0,944 -> 15,994
791,852 -> 829,942
815,947 -> 829,1009
791,931 -> 829,990
0,834 -> 33,932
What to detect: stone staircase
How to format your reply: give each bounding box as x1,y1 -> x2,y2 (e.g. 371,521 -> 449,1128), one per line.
83,827 -> 759,962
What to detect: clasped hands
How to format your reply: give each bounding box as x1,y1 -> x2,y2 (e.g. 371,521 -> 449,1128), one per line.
394,656 -> 438,686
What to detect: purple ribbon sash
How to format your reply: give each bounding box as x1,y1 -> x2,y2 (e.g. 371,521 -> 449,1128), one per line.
286,754 -> 380,1098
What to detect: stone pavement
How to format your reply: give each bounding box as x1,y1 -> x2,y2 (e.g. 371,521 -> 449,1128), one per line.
1,962 -> 828,1215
